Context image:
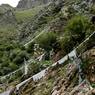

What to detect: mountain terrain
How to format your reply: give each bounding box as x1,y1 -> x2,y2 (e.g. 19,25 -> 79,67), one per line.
0,0 -> 95,95
17,0 -> 55,9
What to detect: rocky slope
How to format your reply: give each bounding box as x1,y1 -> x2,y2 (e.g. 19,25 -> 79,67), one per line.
0,4 -> 16,26
18,0 -> 64,44
0,4 -> 14,13
17,0 -> 58,9
17,0 -> 95,44
0,32 -> 94,95
8,31 -> 94,95
13,63 -> 94,95
0,10 -> 16,26
0,0 -> 95,94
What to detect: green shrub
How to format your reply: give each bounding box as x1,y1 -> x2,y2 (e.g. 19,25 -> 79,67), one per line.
36,32 -> 57,52
1,67 -> 11,75
65,15 -> 91,44
59,33 -> 74,54
5,44 -> 14,51
9,63 -> 18,71
81,58 -> 90,73
13,51 -> 29,65
9,51 -> 17,61
91,83 -> 95,88
28,62 -> 42,75
40,60 -> 52,67
26,42 -> 35,54
0,40 -> 31,75
15,5 -> 43,23
90,5 -> 95,14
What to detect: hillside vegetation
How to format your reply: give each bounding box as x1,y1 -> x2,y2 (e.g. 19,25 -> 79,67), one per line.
0,0 -> 95,94
15,5 -> 44,24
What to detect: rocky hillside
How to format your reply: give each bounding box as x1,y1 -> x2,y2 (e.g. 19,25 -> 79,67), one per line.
0,4 -> 16,26
0,0 -> 95,95
8,31 -> 95,95
18,0 -> 64,44
12,60 -> 94,95
0,4 -> 13,13
17,0 -> 57,9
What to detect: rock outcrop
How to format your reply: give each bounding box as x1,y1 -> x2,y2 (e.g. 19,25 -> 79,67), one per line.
0,4 -> 16,26
0,4 -> 13,14
17,0 -> 61,9
0,10 -> 16,26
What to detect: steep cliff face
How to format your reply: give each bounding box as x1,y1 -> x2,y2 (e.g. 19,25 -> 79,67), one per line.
17,0 -> 58,9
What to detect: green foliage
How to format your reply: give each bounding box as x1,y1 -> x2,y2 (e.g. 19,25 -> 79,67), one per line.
0,24 -> 30,76
36,32 -> 57,52
65,15 -> 91,43
40,60 -> 52,68
59,33 -> 74,54
91,83 -> 95,88
8,70 -> 23,83
9,63 -> 18,71
15,5 -> 43,24
13,51 -> 29,65
90,5 -> 95,14
55,15 -> 92,56
0,42 -> 30,76
26,42 -> 35,54
18,61 -> 52,81
28,62 -> 42,75
81,58 -> 90,73
66,15 -> 87,33
0,25 -> 17,42
76,31 -> 95,55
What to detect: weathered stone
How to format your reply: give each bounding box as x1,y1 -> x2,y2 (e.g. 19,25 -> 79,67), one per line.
17,0 -> 64,9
